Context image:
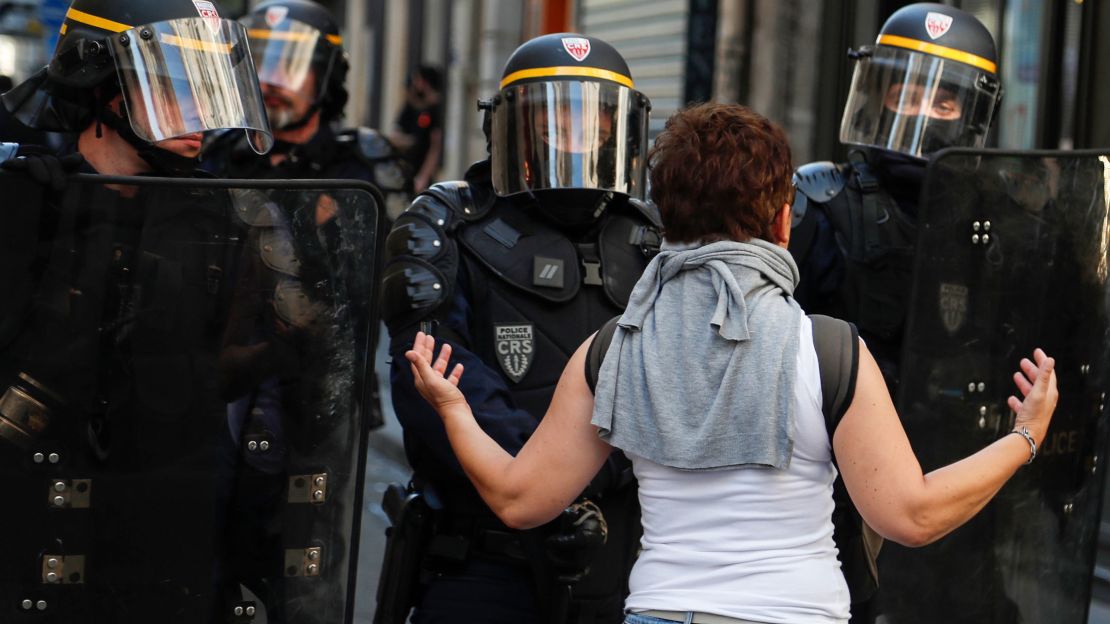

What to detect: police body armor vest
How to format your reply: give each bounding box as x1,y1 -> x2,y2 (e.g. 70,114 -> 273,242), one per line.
382,176 -> 661,417
792,152 -> 918,383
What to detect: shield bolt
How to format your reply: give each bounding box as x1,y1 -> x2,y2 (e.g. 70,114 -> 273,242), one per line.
46,558 -> 58,569
259,441 -> 270,452
33,452 -> 44,463
48,453 -> 60,464
46,572 -> 58,583
971,234 -> 980,244
247,441 -> 258,452
234,605 -> 244,616
36,600 -> 46,611
312,489 -> 324,501
973,221 -> 981,232
21,599 -> 32,610
53,481 -> 66,493
52,495 -> 65,507
979,406 -> 987,417
307,563 -> 319,575
246,606 -> 256,616
314,476 -> 325,487
978,416 -> 986,429
308,550 -> 319,561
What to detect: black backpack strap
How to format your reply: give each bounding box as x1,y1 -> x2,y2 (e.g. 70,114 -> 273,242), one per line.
584,315 -> 621,394
810,314 -> 883,601
808,314 -> 860,436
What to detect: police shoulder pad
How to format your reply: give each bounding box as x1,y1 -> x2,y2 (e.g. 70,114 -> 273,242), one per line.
794,161 -> 846,204
337,127 -> 397,161
626,197 -> 662,228
422,180 -> 492,222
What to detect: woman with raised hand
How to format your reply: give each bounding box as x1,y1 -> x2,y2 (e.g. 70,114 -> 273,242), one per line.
403,103 -> 1058,624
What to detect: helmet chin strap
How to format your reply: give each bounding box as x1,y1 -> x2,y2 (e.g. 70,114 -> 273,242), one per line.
97,105 -> 199,176
271,101 -> 322,133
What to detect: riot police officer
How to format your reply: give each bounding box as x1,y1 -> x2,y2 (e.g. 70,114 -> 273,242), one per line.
204,0 -> 412,220
787,5 -> 1005,622
789,2 -> 1002,390
1,0 -> 272,178
379,33 -> 659,624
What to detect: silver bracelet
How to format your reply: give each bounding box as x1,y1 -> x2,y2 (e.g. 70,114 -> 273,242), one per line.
1008,426 -> 1037,465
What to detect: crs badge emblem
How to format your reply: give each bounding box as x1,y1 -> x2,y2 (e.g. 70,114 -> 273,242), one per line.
495,324 -> 534,383
925,12 -> 954,39
265,5 -> 289,26
562,37 -> 591,62
192,0 -> 222,31
938,283 -> 969,335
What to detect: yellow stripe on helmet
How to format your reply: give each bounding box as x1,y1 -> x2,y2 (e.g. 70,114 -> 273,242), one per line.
248,28 -> 317,42
159,33 -> 233,53
877,34 -> 997,74
65,7 -> 132,33
500,66 -> 634,90
247,29 -> 342,46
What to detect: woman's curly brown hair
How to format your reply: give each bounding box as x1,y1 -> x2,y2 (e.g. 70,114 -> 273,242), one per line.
649,103 -> 794,243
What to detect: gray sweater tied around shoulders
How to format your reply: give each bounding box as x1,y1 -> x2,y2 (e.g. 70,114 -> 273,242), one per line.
590,238 -> 803,471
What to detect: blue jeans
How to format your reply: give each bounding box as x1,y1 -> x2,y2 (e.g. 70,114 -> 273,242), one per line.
624,614 -> 686,624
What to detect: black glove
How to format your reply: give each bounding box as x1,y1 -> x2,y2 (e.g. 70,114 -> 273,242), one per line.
544,499 -> 609,584
0,147 -> 85,193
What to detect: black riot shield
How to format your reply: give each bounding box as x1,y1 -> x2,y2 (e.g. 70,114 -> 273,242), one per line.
0,171 -> 385,624
873,148 -> 1110,624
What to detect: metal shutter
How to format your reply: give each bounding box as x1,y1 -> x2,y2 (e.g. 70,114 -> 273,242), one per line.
578,0 -> 688,138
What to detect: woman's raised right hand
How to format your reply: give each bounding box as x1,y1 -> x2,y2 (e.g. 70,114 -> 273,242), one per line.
1007,348 -> 1058,446
406,331 -> 468,415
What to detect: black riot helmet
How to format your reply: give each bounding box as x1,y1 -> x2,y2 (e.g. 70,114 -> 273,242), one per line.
484,33 -> 651,209
241,0 -> 350,130
2,0 -> 273,154
840,3 -> 1002,159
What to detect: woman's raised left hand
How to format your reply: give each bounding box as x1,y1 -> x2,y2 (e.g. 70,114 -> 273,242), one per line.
405,331 -> 467,413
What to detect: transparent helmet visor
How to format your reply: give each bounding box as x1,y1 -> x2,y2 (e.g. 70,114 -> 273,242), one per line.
839,47 -> 1000,158
491,81 -> 649,199
110,18 -> 274,154
243,17 -> 334,94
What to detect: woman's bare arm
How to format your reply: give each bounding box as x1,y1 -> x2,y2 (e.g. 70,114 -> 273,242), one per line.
833,341 -> 1057,546
406,332 -> 613,529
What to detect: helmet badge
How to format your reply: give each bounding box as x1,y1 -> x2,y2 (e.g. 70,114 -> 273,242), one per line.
193,0 -> 222,31
925,12 -> 954,40
265,6 -> 288,27
561,37 -> 591,62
